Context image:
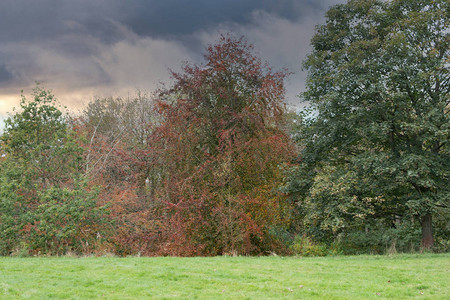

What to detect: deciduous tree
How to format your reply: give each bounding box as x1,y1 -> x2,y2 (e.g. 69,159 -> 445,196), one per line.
287,0 -> 449,249
148,35 -> 295,255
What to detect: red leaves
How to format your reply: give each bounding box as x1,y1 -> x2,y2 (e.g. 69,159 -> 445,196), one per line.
143,35 -> 296,256
72,35 -> 297,256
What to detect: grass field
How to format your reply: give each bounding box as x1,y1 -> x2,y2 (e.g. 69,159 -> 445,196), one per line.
0,253 -> 448,299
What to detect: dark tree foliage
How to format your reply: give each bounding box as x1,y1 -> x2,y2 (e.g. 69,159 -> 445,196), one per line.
286,0 -> 449,251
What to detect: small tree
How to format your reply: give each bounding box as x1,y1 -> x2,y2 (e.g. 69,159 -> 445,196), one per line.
0,87 -> 109,255
287,0 -> 449,250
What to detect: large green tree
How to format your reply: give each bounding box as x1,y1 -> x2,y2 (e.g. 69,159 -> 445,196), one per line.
288,0 -> 449,249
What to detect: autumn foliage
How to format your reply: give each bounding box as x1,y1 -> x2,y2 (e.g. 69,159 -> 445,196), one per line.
145,35 -> 295,255
1,2 -> 448,257
58,35 -> 295,256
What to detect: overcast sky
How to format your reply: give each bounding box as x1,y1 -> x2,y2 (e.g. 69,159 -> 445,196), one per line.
0,0 -> 346,120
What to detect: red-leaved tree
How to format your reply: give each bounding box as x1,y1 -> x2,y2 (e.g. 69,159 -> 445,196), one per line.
146,35 -> 296,255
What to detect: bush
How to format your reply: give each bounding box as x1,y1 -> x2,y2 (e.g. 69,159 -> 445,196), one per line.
289,235 -> 341,256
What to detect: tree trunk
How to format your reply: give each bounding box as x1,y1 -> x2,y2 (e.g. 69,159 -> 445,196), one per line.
421,213 -> 434,249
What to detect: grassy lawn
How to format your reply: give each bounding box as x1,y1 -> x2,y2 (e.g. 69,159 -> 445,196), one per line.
0,254 -> 448,299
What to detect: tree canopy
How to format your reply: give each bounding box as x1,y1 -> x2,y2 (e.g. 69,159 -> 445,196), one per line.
286,0 -> 449,250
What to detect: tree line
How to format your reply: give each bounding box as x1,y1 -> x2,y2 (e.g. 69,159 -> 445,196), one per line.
0,0 -> 448,256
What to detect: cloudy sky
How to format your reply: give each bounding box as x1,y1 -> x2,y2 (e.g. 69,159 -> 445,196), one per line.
0,0 -> 345,123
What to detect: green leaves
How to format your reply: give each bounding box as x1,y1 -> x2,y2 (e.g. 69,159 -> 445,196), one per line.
0,87 -> 109,255
288,0 -> 449,250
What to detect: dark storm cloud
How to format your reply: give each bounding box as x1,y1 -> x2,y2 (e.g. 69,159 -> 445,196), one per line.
0,0 -> 124,44
118,0 -> 320,37
0,64 -> 13,84
114,0 -> 337,37
0,0 -> 346,114
0,0 -> 335,43
0,0 -> 327,76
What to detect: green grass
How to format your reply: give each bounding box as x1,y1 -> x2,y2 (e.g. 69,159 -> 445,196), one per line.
0,254 -> 448,299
